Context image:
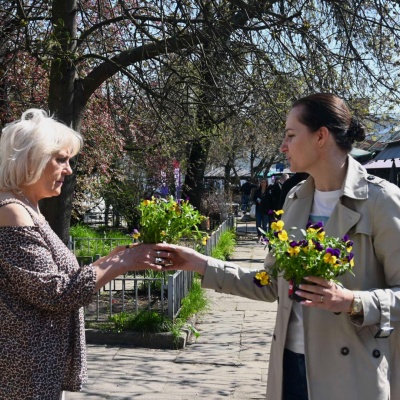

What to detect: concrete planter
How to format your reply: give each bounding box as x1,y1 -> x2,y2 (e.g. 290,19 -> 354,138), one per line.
85,328 -> 191,349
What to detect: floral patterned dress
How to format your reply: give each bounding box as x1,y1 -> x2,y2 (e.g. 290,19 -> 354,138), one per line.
0,199 -> 97,399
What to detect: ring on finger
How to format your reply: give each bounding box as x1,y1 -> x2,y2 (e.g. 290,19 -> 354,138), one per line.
319,295 -> 324,303
156,251 -> 161,256
155,257 -> 163,264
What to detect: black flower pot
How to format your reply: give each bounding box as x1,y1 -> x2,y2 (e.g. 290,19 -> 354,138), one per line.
288,278 -> 315,302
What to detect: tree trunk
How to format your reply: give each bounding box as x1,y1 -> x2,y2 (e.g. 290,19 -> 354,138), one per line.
183,137 -> 211,210
41,0 -> 80,244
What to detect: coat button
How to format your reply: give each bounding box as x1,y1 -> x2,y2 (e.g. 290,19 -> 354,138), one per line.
341,347 -> 350,355
367,175 -> 375,181
372,349 -> 381,358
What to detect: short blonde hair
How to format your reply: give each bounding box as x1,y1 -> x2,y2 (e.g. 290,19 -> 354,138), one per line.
0,109 -> 82,192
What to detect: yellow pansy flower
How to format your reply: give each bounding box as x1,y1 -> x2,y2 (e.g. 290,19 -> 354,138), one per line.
323,253 -> 337,265
278,230 -> 288,241
254,271 -> 271,286
288,246 -> 300,256
271,220 -> 284,231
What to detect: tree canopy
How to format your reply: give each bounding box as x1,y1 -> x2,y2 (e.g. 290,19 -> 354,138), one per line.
1,0 -> 400,242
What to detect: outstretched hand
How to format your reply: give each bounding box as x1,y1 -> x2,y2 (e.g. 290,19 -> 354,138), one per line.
149,243 -> 209,275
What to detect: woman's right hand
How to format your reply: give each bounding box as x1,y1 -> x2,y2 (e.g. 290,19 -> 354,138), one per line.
152,243 -> 209,275
93,244 -> 165,291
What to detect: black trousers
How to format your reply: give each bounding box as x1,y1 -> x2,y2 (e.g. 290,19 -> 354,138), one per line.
282,348 -> 309,400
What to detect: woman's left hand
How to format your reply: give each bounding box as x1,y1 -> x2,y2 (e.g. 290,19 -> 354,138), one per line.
296,276 -> 354,313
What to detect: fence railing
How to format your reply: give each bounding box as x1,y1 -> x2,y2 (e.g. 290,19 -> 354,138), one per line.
167,214 -> 235,318
72,214 -> 236,321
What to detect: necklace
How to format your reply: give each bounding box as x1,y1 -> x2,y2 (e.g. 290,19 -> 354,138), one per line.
19,192 -> 41,215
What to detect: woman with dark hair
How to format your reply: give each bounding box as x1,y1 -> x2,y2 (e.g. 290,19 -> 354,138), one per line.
155,93 -> 400,400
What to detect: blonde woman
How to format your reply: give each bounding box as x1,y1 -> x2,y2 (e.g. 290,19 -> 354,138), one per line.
0,109 -> 163,399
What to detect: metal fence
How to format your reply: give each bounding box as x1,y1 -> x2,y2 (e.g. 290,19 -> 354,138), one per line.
167,214 -> 235,318
72,214 -> 236,321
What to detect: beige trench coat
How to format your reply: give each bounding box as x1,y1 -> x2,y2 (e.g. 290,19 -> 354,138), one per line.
202,156 -> 400,400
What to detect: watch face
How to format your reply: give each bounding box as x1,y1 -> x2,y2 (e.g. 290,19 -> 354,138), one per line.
353,298 -> 362,313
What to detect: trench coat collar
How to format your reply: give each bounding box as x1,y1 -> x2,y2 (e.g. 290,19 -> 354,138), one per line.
286,155 -> 368,238
291,155 -> 369,202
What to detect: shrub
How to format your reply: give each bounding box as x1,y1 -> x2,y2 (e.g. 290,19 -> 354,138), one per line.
211,229 -> 236,261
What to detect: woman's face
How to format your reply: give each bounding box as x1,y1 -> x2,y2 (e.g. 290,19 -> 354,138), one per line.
28,149 -> 73,200
280,106 -> 319,173
260,180 -> 267,186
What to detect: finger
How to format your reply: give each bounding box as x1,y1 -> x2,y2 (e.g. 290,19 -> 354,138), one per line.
304,276 -> 331,288
154,250 -> 172,259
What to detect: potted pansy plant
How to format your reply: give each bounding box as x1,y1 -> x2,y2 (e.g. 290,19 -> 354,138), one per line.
255,210 -> 355,301
132,196 -> 209,250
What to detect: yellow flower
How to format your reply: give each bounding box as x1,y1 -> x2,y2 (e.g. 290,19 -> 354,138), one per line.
278,230 -> 288,241
288,246 -> 300,256
255,271 -> 271,286
275,210 -> 284,216
323,253 -> 337,265
271,220 -> 284,231
161,231 -> 166,237
131,229 -> 140,239
202,236 -> 208,245
317,231 -> 326,241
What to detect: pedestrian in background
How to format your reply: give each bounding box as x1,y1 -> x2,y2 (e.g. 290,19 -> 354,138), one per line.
279,172 -> 309,209
239,177 -> 257,212
252,178 -> 272,241
270,173 -> 289,210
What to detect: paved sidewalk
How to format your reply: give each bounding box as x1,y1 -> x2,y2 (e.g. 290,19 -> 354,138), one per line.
66,221 -> 277,400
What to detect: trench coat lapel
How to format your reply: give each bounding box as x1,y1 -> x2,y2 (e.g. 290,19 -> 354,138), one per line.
324,203 -> 360,238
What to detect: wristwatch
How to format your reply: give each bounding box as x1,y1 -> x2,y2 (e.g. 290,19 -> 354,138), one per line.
348,292 -> 363,316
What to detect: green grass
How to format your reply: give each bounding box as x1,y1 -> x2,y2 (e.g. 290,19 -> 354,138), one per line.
70,223 -> 133,257
177,279 -> 209,321
70,223 -> 131,239
170,278 -> 209,344
108,310 -> 173,334
210,229 -> 236,261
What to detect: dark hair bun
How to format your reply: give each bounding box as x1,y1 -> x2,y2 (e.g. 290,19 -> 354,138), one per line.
347,116 -> 366,143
